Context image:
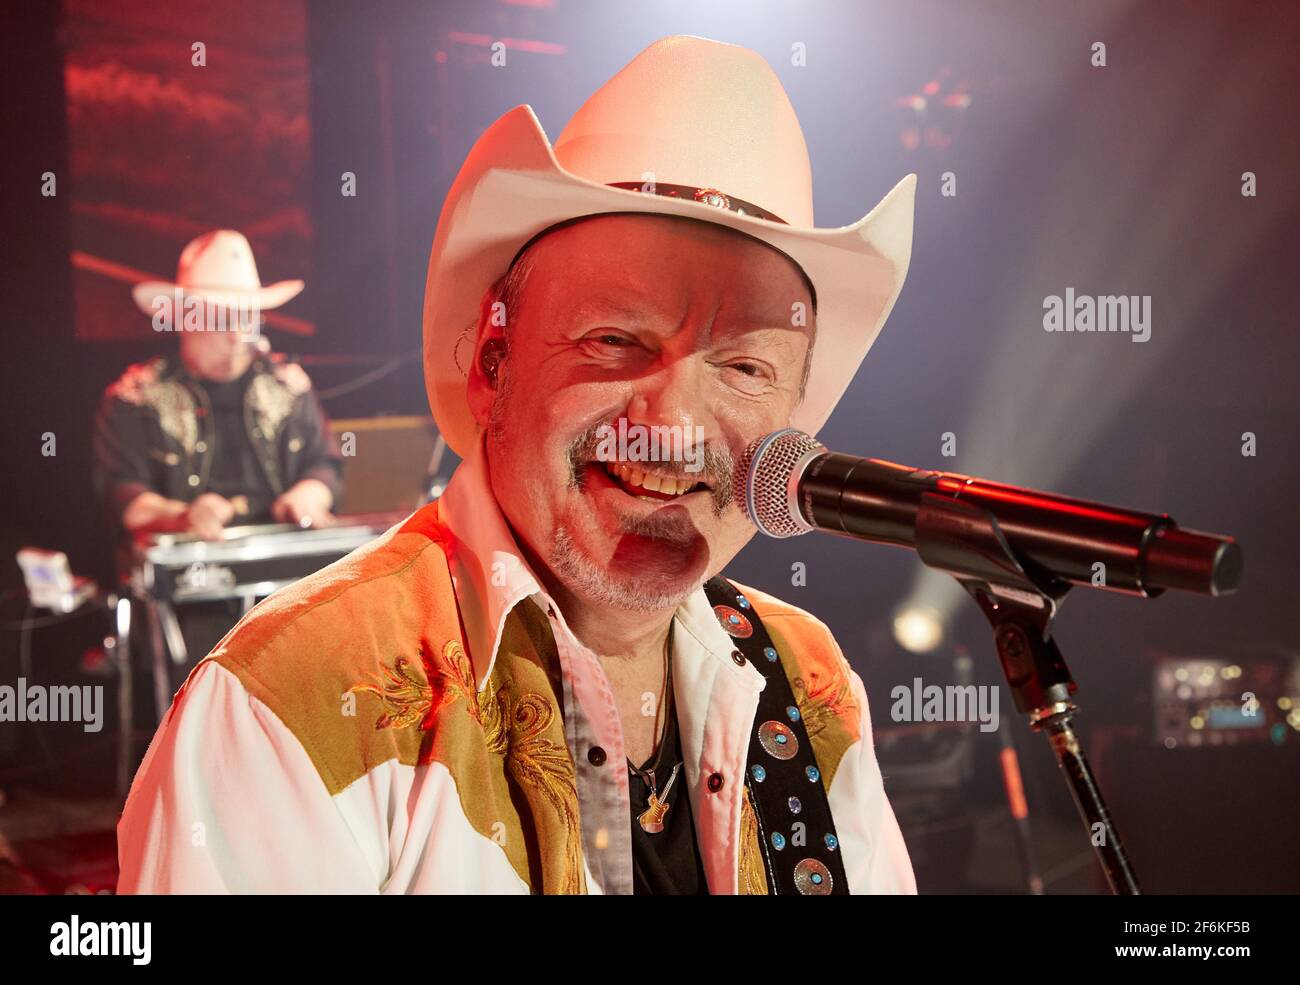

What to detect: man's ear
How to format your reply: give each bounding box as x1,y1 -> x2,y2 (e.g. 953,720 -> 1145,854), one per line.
465,290 -> 509,427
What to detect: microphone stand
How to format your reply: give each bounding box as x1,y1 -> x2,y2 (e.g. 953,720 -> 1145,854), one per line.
913,491 -> 1141,895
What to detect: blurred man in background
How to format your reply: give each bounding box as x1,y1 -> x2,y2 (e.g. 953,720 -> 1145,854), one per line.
93,229 -> 342,660
93,229 -> 340,539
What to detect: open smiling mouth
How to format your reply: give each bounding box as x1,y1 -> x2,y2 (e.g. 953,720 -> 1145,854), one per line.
592,461 -> 710,502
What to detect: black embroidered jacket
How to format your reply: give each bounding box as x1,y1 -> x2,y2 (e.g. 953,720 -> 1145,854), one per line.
92,355 -> 342,525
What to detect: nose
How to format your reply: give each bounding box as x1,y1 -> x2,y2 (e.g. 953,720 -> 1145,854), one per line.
623,353 -> 716,461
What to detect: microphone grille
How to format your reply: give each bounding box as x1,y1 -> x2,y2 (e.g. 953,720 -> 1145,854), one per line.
735,428 -> 825,538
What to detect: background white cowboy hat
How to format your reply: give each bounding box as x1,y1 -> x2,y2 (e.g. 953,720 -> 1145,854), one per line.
423,34 -> 915,457
132,229 -> 304,315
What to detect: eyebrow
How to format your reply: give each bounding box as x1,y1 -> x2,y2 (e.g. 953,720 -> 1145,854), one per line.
700,323 -> 814,359
719,327 -> 803,346
569,295 -> 809,339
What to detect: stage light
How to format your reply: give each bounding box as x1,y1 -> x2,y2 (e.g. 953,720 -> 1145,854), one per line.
892,604 -> 945,654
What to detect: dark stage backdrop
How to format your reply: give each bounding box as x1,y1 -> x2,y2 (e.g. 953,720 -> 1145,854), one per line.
63,0 -> 313,343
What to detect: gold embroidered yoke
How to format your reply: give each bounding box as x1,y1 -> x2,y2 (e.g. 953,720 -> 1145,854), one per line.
191,510 -> 577,893
116,452 -> 916,894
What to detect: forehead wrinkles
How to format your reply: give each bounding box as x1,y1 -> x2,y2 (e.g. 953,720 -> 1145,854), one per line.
549,272 -> 800,343
528,213 -> 809,305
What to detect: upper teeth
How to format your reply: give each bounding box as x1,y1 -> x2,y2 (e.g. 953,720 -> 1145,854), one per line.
606,462 -> 696,497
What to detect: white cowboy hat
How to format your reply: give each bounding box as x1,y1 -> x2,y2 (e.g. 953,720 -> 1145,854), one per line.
423,34 -> 915,457
132,229 -> 304,315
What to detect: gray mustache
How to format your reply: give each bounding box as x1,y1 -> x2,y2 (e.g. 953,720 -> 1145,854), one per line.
566,421 -> 735,513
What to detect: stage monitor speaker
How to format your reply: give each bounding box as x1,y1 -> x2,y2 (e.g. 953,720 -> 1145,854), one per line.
331,416 -> 440,515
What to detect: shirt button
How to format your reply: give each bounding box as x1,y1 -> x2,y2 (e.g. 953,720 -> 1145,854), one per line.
731,650 -> 746,666
194,440 -> 207,453
587,746 -> 607,767
187,474 -> 201,487
707,772 -> 724,792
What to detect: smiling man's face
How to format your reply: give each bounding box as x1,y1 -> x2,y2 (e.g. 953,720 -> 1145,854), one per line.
467,212 -> 815,613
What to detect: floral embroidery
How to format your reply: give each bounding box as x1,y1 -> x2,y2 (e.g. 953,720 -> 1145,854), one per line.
500,692 -> 583,893
247,371 -> 296,443
349,640 -> 583,893
478,678 -> 508,755
349,640 -> 475,731
110,363 -> 200,457
792,664 -> 857,741
431,639 -> 480,720
739,785 -> 769,895
272,361 -> 312,395
348,655 -> 434,730
148,381 -> 200,457
108,360 -> 162,406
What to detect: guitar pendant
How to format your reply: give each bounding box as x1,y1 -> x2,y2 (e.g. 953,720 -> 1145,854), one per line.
637,763 -> 682,834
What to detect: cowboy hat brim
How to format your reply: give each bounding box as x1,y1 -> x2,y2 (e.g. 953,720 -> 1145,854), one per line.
423,104 -> 915,458
131,279 -> 305,317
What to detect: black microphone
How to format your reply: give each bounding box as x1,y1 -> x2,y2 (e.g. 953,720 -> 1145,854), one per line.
736,429 -> 1242,598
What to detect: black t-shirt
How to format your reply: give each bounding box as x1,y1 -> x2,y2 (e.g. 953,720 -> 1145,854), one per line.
198,369 -> 275,519
629,697 -> 710,894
